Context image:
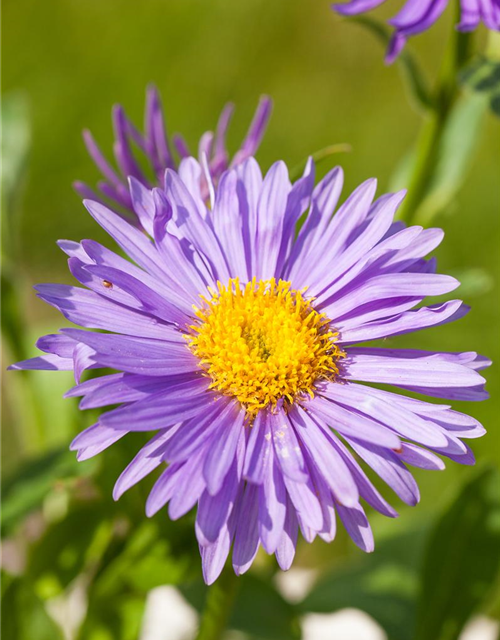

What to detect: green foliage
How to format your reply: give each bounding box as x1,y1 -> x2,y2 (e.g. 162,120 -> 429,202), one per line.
230,574 -> 301,640
300,468 -> 500,640
390,91 -> 488,225
1,92 -> 31,226
183,572 -> 301,640
1,448 -> 96,537
414,92 -> 488,225
460,55 -> 500,117
414,466 -> 500,640
300,527 -> 427,640
29,503 -> 109,591
1,573 -> 64,640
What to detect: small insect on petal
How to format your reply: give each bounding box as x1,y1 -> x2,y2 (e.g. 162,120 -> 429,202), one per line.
102,280 -> 113,289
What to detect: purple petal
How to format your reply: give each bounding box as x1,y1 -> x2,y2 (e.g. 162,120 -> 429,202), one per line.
346,438 -> 420,506
170,449 -> 208,519
259,456 -> 287,553
203,403 -> 246,495
200,520 -> 234,585
9,354 -> 74,371
283,471 -> 324,532
164,169 -> 230,282
343,348 -> 486,389
309,395 -> 401,449
322,383 -> 449,447
163,398 -> 231,463
113,430 -> 176,500
36,283 -> 176,341
128,177 -> 155,236
197,456 -> 240,544
99,385 -> 214,431
290,406 -> 359,507
275,496 -> 298,570
71,373 -> 198,410
397,443 -> 445,471
323,272 -> 459,321
243,411 -> 273,484
253,161 -> 292,280
83,199 -> 170,283
83,264 -> 188,325
336,501 -> 374,552
213,170 -> 249,280
70,423 -> 126,460
340,300 -> 467,344
269,408 -> 308,483
331,434 -> 398,517
232,483 -> 260,575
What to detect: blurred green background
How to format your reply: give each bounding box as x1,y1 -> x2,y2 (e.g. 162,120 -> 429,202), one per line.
2,1 -> 500,639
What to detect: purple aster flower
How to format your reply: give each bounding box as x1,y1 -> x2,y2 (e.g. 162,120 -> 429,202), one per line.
332,0 -> 500,63
11,157 -> 490,584
74,85 -> 272,224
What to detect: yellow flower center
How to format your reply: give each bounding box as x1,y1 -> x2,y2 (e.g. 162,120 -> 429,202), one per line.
186,278 -> 343,415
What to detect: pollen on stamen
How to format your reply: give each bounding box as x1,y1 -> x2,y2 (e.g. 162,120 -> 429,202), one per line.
185,278 -> 344,416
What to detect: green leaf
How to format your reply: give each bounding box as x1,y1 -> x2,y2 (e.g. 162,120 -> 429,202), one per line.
1,447 -> 96,536
1,92 -> 31,215
491,92 -> 500,117
413,92 -> 488,225
1,573 -> 64,640
347,16 -> 434,113
230,574 -> 301,640
183,573 -> 301,640
0,93 -> 31,261
300,527 -> 428,640
78,595 -> 146,640
28,503 -> 108,592
414,466 -> 500,640
460,55 -> 500,92
459,54 -> 500,118
93,521 -> 191,595
289,143 -> 351,182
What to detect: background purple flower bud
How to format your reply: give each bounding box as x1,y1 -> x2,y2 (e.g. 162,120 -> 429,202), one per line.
332,0 -> 500,62
74,85 -> 272,225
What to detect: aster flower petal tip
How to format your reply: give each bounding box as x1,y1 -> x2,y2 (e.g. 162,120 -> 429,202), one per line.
77,86 -> 272,224
332,0 -> 500,61
13,154 -> 491,584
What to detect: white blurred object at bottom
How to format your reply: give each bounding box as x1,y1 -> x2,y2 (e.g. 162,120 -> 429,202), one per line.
302,609 -> 387,640
459,616 -> 499,640
140,586 -> 197,640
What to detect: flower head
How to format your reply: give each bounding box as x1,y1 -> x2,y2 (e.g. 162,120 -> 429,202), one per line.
74,85 -> 272,223
11,156 -> 490,584
332,0 -> 500,63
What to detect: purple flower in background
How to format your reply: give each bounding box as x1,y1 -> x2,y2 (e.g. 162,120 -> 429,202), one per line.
74,85 -> 272,223
332,0 -> 500,63
11,156 -> 490,584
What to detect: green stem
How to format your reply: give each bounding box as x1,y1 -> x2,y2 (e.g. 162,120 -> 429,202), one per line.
486,31 -> 500,59
397,3 -> 471,225
0,260 -> 46,454
195,568 -> 241,640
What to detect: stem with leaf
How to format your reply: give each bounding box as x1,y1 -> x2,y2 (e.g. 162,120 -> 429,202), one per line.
397,4 -> 471,225
195,567 -> 241,640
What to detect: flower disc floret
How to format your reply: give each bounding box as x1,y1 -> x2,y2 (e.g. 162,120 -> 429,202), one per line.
187,278 -> 343,414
